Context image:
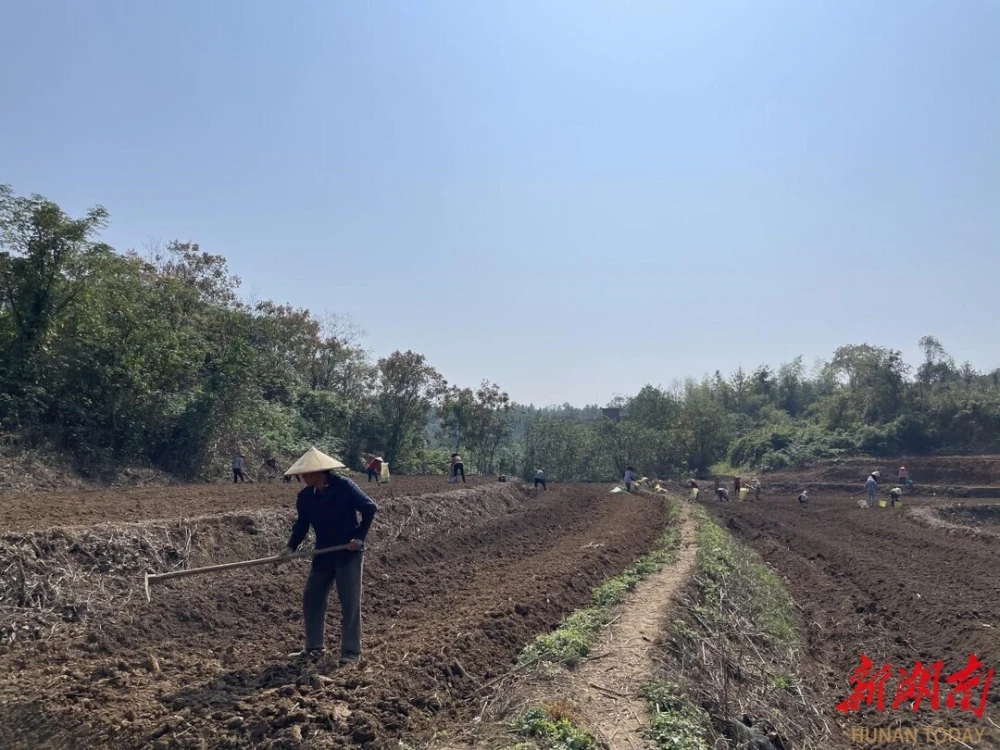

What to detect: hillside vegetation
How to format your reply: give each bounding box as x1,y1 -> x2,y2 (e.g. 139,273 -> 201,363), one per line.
2,184 -> 998,483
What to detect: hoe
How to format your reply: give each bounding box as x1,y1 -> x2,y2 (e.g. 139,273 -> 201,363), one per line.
143,543 -> 351,601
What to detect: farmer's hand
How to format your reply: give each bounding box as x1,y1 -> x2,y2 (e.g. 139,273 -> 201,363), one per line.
276,546 -> 295,564
347,539 -> 363,552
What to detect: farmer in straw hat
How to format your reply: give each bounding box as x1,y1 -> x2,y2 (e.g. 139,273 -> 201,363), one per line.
278,447 -> 378,663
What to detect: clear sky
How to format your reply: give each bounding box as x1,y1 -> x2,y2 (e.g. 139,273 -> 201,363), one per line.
2,1 -> 998,406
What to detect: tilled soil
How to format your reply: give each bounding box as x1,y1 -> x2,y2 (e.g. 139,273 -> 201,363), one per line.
765,456 -> 1000,487
707,496 -> 1000,743
934,504 -> 1000,528
0,475 -> 490,532
0,483 -> 667,749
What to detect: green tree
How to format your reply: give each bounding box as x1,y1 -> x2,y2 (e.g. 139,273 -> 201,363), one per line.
467,381 -> 512,474
440,386 -> 476,452
0,184 -> 112,429
376,350 -> 446,470
675,380 -> 732,474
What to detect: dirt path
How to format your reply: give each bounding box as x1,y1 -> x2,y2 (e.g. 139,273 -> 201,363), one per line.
0,484 -> 669,750
568,502 -> 698,748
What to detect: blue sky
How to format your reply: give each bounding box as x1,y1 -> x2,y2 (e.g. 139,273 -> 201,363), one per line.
2,1 -> 997,406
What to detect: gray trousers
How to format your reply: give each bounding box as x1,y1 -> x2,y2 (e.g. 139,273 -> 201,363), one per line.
867,488 -> 877,507
302,553 -> 363,658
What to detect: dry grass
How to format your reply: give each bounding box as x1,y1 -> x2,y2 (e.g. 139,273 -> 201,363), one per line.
652,506 -> 836,749
0,482 -> 527,653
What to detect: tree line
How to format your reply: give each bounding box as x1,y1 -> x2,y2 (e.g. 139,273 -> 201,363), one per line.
2,184 -> 998,483
520,337 -> 1000,480
0,184 -> 511,479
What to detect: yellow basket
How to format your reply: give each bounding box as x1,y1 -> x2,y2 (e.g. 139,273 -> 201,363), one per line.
879,500 -> 887,508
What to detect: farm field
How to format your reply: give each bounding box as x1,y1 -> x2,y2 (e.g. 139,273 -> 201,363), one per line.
0,479 -> 668,749
5,459 -> 1000,749
0,475 -> 493,533
706,466 -> 1000,743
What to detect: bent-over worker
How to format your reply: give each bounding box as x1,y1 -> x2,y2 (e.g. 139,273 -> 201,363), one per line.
798,490 -> 810,504
715,486 -> 729,502
366,456 -> 383,484
889,486 -> 902,508
279,448 -> 378,664
534,468 -> 547,490
450,454 -> 466,484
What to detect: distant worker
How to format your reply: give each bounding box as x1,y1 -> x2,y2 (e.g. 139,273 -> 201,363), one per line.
798,490 -> 810,504
898,466 -> 908,486
624,467 -> 636,492
715,486 -> 729,502
752,477 -> 762,501
865,472 -> 879,508
688,478 -> 699,489
733,476 -> 741,499
279,448 -> 378,664
889,487 -> 902,508
366,456 -> 383,484
534,468 -> 547,490
450,453 -> 466,483
233,453 -> 247,483
265,457 -> 280,482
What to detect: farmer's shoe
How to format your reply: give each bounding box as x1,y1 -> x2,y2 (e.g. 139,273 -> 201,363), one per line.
339,653 -> 360,665
288,647 -> 326,660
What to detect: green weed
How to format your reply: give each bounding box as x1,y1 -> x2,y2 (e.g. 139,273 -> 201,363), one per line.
519,499 -> 682,665
693,509 -> 796,645
513,705 -> 601,749
642,682 -> 711,750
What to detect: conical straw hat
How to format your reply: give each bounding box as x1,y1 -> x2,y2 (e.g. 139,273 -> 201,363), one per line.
284,447 -> 345,476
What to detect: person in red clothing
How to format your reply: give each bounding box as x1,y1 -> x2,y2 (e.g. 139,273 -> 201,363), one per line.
366,456 -> 383,484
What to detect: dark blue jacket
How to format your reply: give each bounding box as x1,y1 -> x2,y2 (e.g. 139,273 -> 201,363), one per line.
286,476 -> 378,567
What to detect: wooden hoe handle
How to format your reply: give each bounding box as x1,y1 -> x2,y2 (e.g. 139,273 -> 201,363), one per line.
143,543 -> 354,601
